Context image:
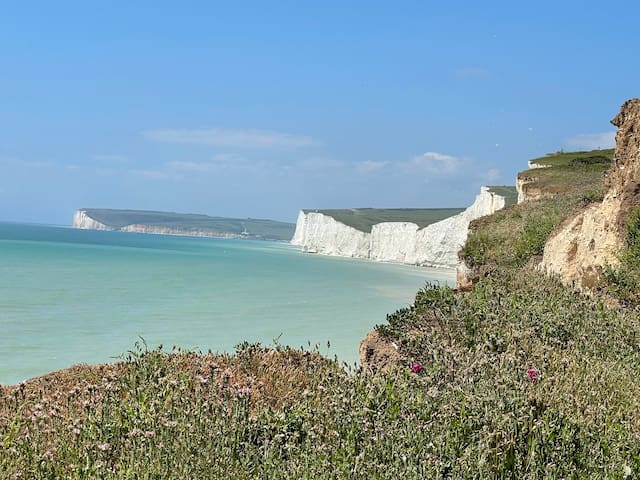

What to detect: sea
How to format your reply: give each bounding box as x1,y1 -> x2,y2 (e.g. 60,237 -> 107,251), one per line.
0,222 -> 455,385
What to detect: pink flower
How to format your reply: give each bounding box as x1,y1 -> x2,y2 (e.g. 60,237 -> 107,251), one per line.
526,369 -> 539,382
411,363 -> 422,374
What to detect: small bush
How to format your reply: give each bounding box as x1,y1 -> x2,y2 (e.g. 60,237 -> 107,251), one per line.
603,207 -> 640,303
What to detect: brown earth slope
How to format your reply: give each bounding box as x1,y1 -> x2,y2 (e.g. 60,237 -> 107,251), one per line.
540,98 -> 640,288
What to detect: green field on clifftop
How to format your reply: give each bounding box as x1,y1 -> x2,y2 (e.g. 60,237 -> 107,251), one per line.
306,185 -> 517,233
517,148 -> 614,200
303,208 -> 465,233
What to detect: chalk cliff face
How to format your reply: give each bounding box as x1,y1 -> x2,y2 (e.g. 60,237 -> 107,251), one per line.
72,210 -> 113,231
516,161 -> 554,203
291,187 -> 507,268
540,98 -> 640,288
516,174 -> 549,204
290,211 -> 370,257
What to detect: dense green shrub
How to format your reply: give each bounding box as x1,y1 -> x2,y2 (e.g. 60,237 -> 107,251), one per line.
569,155 -> 612,166
603,207 -> 640,304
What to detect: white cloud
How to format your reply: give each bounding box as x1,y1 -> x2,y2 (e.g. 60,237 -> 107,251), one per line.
93,154 -> 127,163
166,161 -> 219,173
133,153 -> 257,179
564,131 -> 615,150
142,127 -> 318,149
211,153 -> 246,163
296,158 -> 345,171
130,169 -> 171,180
355,160 -> 389,174
403,151 -> 462,176
2,157 -> 54,169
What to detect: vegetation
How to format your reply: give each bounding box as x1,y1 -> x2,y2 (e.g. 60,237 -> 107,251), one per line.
4,149 -> 640,477
603,207 -> 640,304
517,148 -> 614,201
80,209 -> 295,241
486,185 -> 518,206
306,208 -> 464,233
461,194 -> 582,271
527,148 -> 614,168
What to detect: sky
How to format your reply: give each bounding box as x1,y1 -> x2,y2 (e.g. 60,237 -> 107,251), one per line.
1,1 -> 638,225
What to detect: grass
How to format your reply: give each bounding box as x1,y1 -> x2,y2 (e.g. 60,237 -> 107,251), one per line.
527,148 -> 614,168
304,208 -> 465,233
486,185 -> 518,206
603,207 -> 640,304
460,194 -> 584,271
517,148 -> 613,201
79,209 -> 295,241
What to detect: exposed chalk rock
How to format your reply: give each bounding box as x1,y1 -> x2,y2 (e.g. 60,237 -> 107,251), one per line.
291,187 -> 507,268
72,210 -> 113,231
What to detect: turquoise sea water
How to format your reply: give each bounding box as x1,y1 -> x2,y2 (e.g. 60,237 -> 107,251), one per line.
0,222 -> 454,384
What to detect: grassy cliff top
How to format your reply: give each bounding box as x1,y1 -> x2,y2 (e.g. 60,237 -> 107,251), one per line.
526,148 -> 614,168
517,148 -> 614,198
486,185 -> 518,205
301,208 -> 465,233
80,208 -> 295,241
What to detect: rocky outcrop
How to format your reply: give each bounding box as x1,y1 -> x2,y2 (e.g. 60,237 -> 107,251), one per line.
72,210 -> 113,231
359,330 -> 401,372
540,98 -> 640,288
455,260 -> 476,290
528,160 -> 552,169
516,161 -> 555,203
291,187 -> 507,268
516,174 -> 548,204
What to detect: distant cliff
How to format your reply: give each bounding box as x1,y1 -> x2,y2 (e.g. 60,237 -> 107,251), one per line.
73,210 -> 113,231
291,187 -> 511,268
72,209 -> 295,241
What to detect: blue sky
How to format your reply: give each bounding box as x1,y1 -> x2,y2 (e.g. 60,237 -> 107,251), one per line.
1,1 -> 637,224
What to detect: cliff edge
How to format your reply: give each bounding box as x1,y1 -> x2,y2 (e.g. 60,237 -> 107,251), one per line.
540,98 -> 640,288
291,187 -> 511,268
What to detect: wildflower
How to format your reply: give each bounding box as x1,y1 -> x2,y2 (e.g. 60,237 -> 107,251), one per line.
236,386 -> 251,397
526,368 -> 539,382
97,442 -> 110,451
42,449 -> 55,461
411,363 -> 422,374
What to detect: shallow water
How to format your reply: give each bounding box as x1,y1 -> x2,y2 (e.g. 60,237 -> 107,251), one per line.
0,222 -> 454,384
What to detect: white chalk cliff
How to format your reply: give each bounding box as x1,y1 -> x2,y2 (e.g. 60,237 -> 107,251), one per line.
72,210 -> 113,231
291,187 -> 507,268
